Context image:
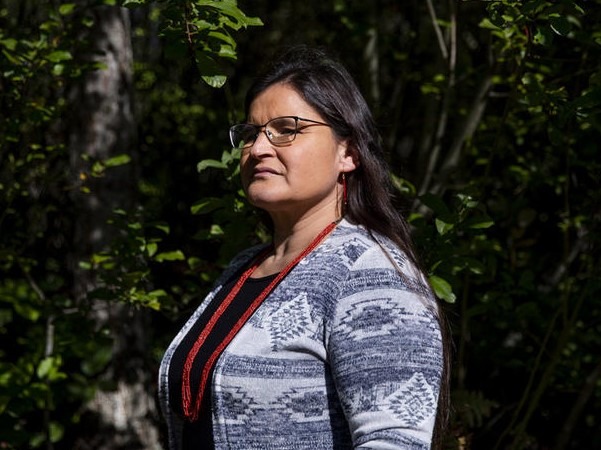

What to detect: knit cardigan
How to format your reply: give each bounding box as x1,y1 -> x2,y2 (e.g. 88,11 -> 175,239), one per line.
158,220 -> 443,449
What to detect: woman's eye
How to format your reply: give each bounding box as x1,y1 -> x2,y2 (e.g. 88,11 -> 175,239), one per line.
270,124 -> 295,136
278,127 -> 296,135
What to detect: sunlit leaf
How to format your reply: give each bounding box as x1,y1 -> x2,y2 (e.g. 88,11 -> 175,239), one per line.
435,218 -> 454,236
202,74 -> 227,88
429,275 -> 456,303
465,216 -> 495,229
104,154 -> 131,168
479,18 -> 502,31
197,159 -> 228,172
191,197 -> 225,215
155,250 -> 185,262
146,242 -> 158,257
37,357 -> 54,379
46,51 -> 72,62
58,3 -> 76,15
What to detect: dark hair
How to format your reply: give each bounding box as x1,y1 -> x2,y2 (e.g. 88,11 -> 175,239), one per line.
245,45 -> 450,447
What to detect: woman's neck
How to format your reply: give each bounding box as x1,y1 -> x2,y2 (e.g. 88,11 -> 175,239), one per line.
252,210 -> 339,278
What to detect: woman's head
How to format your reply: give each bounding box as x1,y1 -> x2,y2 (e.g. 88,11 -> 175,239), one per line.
239,82 -> 355,220
244,46 -> 415,260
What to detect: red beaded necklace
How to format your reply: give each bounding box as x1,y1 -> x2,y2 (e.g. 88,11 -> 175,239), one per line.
181,220 -> 338,421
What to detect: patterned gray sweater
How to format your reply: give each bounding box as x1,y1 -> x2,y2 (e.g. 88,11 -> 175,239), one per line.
159,220 -> 443,449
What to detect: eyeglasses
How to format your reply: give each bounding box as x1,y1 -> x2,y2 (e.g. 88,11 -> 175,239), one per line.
229,116 -> 331,149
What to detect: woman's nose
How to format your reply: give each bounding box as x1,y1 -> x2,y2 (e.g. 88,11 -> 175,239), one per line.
248,130 -> 274,157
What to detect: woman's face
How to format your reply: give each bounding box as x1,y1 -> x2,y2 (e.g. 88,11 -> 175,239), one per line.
240,83 -> 356,220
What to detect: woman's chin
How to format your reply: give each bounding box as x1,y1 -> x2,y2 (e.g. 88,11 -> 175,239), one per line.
245,186 -> 288,208
250,200 -> 289,214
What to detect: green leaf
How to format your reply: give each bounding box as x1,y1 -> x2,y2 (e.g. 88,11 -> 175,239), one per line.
146,242 -> 158,257
429,275 -> 456,303
136,289 -> 168,310
465,216 -> 495,229
123,0 -> 146,6
203,0 -> 264,29
91,253 -> 112,265
209,224 -> 224,237
202,74 -> 227,88
479,18 -> 502,31
104,154 -> 131,167
154,250 -> 185,262
58,3 -> 76,15
37,356 -> 64,380
208,30 -> 236,47
152,223 -> 170,234
533,25 -> 553,46
197,159 -> 228,172
48,422 -> 64,443
390,173 -> 416,195
14,302 -> 41,321
0,38 -> 18,51
37,357 -> 53,379
435,218 -> 454,236
191,197 -> 225,215
46,51 -> 73,62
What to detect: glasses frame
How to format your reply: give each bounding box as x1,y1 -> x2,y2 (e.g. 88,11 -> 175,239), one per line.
229,116 -> 331,149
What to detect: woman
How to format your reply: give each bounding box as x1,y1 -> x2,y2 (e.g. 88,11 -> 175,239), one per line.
159,46 -> 449,449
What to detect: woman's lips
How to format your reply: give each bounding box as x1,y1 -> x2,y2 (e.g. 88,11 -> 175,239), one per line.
252,166 -> 279,177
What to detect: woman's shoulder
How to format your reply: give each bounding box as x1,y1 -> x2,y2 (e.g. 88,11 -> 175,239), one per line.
325,219 -> 409,269
324,219 -> 433,299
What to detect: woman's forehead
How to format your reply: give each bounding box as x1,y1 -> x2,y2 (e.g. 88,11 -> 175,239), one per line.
248,84 -> 321,122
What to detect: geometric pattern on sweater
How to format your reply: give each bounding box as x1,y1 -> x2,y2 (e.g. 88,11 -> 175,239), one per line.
220,385 -> 259,424
257,292 -> 315,351
387,372 -> 437,427
337,298 -> 409,341
277,386 -> 330,421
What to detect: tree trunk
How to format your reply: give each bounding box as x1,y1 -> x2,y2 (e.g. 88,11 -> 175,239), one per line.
68,5 -> 162,449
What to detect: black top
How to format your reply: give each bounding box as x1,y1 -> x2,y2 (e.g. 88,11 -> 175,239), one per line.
168,273 -> 278,450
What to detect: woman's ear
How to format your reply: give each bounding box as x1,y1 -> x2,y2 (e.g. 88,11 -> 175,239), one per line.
337,141 -> 359,173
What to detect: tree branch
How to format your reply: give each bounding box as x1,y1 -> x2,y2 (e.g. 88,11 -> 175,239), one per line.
426,0 -> 448,61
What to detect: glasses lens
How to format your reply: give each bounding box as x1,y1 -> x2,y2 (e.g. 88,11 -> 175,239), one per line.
266,117 -> 298,144
230,124 -> 258,148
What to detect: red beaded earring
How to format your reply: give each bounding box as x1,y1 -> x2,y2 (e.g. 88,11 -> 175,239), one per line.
342,173 -> 348,208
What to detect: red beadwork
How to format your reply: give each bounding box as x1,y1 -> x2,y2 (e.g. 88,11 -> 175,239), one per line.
181,221 -> 338,421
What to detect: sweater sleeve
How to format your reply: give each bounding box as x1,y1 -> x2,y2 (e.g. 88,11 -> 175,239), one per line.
327,246 -> 443,449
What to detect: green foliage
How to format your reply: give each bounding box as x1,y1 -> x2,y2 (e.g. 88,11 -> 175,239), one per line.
123,0 -> 262,87
435,1 -> 601,447
0,0 -> 262,447
1,0 -> 600,448
79,208 -> 180,310
192,147 -> 268,264
0,3 -> 93,445
412,192 -> 495,304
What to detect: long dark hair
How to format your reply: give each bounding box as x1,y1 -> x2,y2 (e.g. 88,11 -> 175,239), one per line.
244,45 -> 450,447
